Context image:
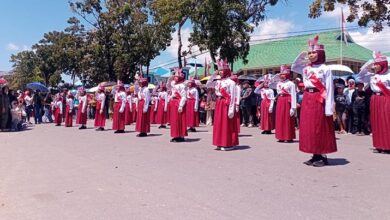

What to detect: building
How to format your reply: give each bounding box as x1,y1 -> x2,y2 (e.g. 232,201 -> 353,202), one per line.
195,31 -> 373,78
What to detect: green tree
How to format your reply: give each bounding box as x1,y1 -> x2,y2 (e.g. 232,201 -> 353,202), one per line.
9,51 -> 43,89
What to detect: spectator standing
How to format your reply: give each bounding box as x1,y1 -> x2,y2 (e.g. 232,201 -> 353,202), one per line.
24,91 -> 33,124
240,81 -> 254,127
351,81 -> 369,135
335,84 -> 347,134
32,90 -> 43,124
43,92 -> 53,123
344,79 -> 356,132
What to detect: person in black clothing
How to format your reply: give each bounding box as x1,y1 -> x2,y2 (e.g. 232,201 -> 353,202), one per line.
44,91 -> 54,123
335,84 -> 347,134
240,81 -> 254,127
33,90 -> 43,124
351,82 -> 369,135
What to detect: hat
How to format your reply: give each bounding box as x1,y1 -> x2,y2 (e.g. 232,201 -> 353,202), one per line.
280,65 -> 291,76
78,87 -> 85,93
217,58 -> 230,71
373,51 -> 388,75
298,82 -> 305,88
308,35 -> 325,52
243,80 -> 250,85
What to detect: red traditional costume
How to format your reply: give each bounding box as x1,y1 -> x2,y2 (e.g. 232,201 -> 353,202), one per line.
65,93 -> 74,127
230,75 -> 241,133
186,80 -> 199,132
76,88 -> 88,129
206,59 -> 239,150
94,86 -> 106,130
124,90 -> 133,125
254,74 -> 275,134
168,69 -> 188,142
292,35 -> 337,166
357,51 -> 390,152
53,95 -> 63,126
156,83 -> 169,128
275,66 -> 296,142
135,78 -> 151,137
112,81 -> 127,133
150,95 -> 158,124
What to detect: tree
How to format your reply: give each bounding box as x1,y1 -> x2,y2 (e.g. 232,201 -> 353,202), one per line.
9,51 -> 43,89
308,0 -> 390,32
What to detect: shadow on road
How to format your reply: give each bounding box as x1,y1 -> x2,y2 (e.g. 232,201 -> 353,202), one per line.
233,145 -> 251,151
239,134 -> 253,138
147,134 -> 163,137
328,158 -> 350,166
193,130 -> 209,133
184,138 -> 201,143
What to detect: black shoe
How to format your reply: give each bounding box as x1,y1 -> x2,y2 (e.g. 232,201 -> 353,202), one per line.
136,133 -> 147,137
312,156 -> 329,167
55,124 -> 61,126
170,138 -> 178,142
373,149 -> 383,154
79,126 -> 87,130
303,155 -> 321,166
266,131 -> 272,134
96,127 -> 104,131
114,130 -> 125,134
286,140 -> 294,143
261,131 -> 266,134
191,128 -> 197,132
277,140 -> 284,143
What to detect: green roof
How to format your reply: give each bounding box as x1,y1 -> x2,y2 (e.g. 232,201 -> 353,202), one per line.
194,31 -> 373,75
384,52 -> 390,56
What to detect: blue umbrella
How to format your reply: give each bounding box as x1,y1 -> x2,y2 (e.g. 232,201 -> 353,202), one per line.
26,82 -> 48,92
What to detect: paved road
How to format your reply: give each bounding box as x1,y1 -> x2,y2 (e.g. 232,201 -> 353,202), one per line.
0,122 -> 389,220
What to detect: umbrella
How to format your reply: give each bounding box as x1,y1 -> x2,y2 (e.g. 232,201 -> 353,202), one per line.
99,81 -> 116,87
200,76 -> 211,81
148,84 -> 155,90
328,64 -> 354,76
0,78 -> 8,86
238,75 -> 257,81
26,82 -> 48,92
87,86 -> 98,93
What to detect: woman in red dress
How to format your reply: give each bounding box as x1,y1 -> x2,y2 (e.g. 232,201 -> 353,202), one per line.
254,74 -> 275,134
124,89 -> 133,125
53,94 -> 63,126
206,59 -> 239,151
168,69 -> 188,142
94,86 -> 106,131
292,35 -> 337,167
112,81 -> 127,133
64,92 -> 74,127
230,75 -> 241,133
156,83 -> 168,129
135,78 -> 151,137
186,79 -> 199,132
76,88 -> 88,129
275,65 -> 296,142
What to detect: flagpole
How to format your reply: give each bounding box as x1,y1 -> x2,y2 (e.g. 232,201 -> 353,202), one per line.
340,7 -> 343,65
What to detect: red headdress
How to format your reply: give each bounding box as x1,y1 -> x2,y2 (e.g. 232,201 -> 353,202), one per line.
187,76 -> 196,88
308,35 -> 326,65
217,58 -> 231,78
159,81 -> 167,91
280,65 -> 291,80
117,80 -> 125,91
78,87 -> 86,94
174,68 -> 185,83
373,51 -> 388,74
98,85 -> 105,92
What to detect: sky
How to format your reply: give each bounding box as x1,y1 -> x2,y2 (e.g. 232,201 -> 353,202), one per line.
1,0 -> 390,73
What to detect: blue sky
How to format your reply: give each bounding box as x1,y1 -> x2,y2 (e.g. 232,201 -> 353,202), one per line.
1,0 -> 388,73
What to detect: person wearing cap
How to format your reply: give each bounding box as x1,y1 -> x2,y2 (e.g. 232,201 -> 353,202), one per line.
335,84 -> 347,134
156,83 -> 169,129
186,79 -> 199,132
351,81 -> 369,135
356,51 -> 390,153
206,59 -> 239,151
76,87 -> 88,129
167,69 -> 188,142
64,92 -> 74,127
52,94 -> 63,126
112,81 -> 127,134
94,86 -> 106,131
254,74 -> 275,134
292,35 -> 337,167
275,65 -> 297,142
124,88 -> 133,126
135,78 -> 151,137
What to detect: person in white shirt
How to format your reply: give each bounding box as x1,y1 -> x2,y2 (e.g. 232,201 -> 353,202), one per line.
254,74 -> 275,135
135,78 -> 151,137
186,79 -> 199,132
112,81 -> 127,133
94,86 -> 106,131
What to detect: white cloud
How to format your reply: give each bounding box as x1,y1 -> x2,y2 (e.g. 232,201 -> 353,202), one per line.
6,43 -> 20,51
250,19 -> 294,43
349,27 -> 390,52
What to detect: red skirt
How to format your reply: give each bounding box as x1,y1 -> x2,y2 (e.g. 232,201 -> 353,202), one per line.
213,99 -> 239,147
132,103 -> 137,122
150,103 -> 157,124
76,101 -> 87,125
166,100 -> 171,124
186,98 -> 199,127
299,91 -> 337,154
54,107 -> 62,124
156,100 -> 168,124
370,94 -> 390,150
94,101 -> 106,127
124,103 -> 133,125
65,105 -> 73,127
275,95 -> 296,141
112,102 -> 125,131
169,99 -> 188,138
135,100 -> 150,133
260,99 -> 274,131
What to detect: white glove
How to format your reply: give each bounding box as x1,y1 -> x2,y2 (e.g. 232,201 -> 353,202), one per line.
289,108 -> 296,117
100,110 -> 103,114
69,110 -> 72,113
178,107 -> 183,113
164,108 -> 167,112
82,109 -> 85,114
268,107 -> 273,113
325,113 -> 333,117
119,107 -> 125,113
235,106 -> 239,112
194,109 -> 198,112
228,111 -> 234,119
143,108 -> 148,113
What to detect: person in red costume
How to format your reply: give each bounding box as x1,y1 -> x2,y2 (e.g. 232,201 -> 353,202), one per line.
254,74 -> 275,135
292,35 -> 337,167
357,51 -> 390,154
167,68 -> 188,142
275,65 -> 296,142
135,78 -> 151,137
156,82 -> 169,129
186,79 -> 199,132
124,88 -> 133,126
52,94 -> 63,126
112,81 -> 127,134
230,75 -> 241,134
76,87 -> 88,130
94,85 -> 106,131
206,59 -> 239,151
64,92 -> 74,127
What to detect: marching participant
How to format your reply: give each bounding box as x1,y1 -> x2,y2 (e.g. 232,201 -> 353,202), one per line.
168,69 -> 188,142
52,94 -> 63,126
132,90 -> 138,123
112,81 -> 127,134
230,75 -> 241,133
254,74 -> 275,135
135,78 -> 151,137
292,35 -> 337,167
357,51 -> 390,154
65,92 -> 74,127
124,88 -> 133,125
150,93 -> 158,125
186,79 -> 199,132
94,85 -> 106,131
156,82 -> 169,129
76,87 -> 88,129
206,59 -> 239,151
275,65 -> 296,142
